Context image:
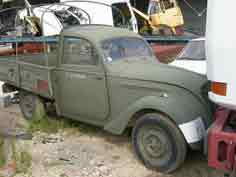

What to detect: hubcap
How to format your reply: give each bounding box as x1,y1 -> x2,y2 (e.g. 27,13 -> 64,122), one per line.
139,128 -> 169,158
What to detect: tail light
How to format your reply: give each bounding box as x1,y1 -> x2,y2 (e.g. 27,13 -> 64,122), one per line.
211,82 -> 227,96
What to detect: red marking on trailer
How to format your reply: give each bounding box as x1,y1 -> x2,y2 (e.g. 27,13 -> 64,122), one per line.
37,80 -> 49,91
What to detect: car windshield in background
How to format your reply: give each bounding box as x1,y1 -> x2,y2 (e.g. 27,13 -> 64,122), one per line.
53,6 -> 90,27
102,37 -> 153,62
177,39 -> 205,60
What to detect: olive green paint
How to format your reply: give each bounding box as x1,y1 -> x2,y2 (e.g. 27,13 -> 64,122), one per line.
0,25 -> 212,139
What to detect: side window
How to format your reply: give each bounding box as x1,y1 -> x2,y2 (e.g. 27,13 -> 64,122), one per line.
148,2 -> 160,15
102,38 -> 123,60
121,38 -> 151,57
162,0 -> 175,9
63,37 -> 97,65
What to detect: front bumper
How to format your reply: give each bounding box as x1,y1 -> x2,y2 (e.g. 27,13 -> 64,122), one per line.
209,91 -> 236,110
179,117 -> 206,150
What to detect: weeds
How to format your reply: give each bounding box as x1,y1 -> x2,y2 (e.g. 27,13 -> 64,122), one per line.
0,137 -> 5,168
12,141 -> 32,174
28,115 -> 100,135
0,137 -> 32,174
15,151 -> 32,174
28,115 -> 67,134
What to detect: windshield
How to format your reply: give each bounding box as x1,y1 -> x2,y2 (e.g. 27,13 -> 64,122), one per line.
177,39 -> 205,60
53,6 -> 90,27
161,0 -> 176,10
102,37 -> 153,62
148,0 -> 176,15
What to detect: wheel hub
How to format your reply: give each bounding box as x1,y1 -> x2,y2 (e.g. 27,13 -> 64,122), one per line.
142,129 -> 167,158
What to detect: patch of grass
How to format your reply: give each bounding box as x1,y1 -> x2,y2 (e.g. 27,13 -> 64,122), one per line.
12,142 -> 32,174
28,116 -> 67,134
69,121 -> 101,135
0,137 -> 32,174
0,137 -> 5,168
15,151 -> 32,174
28,115 -> 100,135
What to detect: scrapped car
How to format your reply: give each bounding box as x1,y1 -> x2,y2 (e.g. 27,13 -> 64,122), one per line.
0,25 -> 212,173
0,7 -> 25,36
18,0 -> 138,36
170,38 -> 206,75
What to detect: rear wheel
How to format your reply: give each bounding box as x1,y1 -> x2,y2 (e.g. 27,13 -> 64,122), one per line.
19,91 -> 46,120
132,113 -> 187,173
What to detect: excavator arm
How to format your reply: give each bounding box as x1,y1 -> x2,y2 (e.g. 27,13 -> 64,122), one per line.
132,7 -> 150,22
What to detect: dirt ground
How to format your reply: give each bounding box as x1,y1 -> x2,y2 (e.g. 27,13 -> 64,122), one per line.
0,105 -> 224,177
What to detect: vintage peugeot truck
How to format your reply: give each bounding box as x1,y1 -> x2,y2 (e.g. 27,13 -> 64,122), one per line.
0,25 -> 212,173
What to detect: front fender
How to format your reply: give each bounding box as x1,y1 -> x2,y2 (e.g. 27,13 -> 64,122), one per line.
104,92 -> 211,137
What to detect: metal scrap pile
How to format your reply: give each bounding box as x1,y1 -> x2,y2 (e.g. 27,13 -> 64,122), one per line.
0,8 -> 18,35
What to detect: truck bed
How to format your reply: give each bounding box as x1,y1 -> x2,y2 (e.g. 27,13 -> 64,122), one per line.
0,36 -> 59,99
0,57 -> 55,99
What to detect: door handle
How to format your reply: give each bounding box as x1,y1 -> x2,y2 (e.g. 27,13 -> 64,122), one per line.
93,76 -> 104,80
8,68 -> 14,73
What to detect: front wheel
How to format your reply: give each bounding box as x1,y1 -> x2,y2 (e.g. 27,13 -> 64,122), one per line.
132,113 -> 187,173
19,91 -> 46,120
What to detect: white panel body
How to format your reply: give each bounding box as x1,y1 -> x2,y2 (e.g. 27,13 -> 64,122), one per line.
206,0 -> 236,109
171,60 -> 206,75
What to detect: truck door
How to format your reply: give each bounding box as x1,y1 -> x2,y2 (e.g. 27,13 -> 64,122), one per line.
54,36 -> 109,120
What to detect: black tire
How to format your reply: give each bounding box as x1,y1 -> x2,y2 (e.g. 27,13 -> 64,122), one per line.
19,91 -> 46,120
132,113 -> 187,173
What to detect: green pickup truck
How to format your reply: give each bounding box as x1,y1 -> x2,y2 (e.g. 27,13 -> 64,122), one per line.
0,25 -> 212,173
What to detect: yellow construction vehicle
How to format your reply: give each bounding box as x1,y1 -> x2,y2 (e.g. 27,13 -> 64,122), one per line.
16,0 -> 42,36
133,0 -> 184,35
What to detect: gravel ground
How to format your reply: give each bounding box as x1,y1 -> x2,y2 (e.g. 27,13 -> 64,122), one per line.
0,105 -> 224,177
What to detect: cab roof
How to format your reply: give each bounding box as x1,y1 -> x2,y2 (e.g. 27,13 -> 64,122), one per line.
62,25 -> 141,43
